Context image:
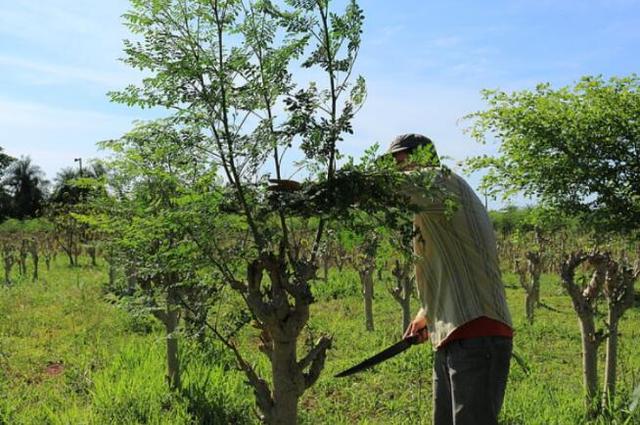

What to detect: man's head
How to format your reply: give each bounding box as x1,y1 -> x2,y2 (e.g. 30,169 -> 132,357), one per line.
387,133 -> 439,168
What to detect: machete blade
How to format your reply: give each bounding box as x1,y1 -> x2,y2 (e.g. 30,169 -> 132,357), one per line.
334,334 -> 419,378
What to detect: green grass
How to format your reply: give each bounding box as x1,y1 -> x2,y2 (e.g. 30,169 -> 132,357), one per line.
1,258 -> 639,424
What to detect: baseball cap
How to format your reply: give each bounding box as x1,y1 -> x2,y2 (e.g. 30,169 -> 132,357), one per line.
387,133 -> 434,154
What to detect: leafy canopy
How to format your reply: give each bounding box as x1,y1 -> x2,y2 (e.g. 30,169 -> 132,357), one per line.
466,75 -> 640,234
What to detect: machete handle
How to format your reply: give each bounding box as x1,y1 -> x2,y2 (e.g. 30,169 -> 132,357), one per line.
405,334 -> 419,345
405,326 -> 428,345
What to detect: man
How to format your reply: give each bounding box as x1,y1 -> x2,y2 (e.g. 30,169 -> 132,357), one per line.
391,133 -> 513,425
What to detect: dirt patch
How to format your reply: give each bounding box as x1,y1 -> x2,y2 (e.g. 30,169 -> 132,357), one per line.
45,362 -> 64,376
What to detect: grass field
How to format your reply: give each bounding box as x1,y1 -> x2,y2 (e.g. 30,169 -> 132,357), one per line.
1,256 -> 639,424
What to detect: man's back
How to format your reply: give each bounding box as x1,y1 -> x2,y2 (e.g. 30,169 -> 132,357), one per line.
411,170 -> 512,347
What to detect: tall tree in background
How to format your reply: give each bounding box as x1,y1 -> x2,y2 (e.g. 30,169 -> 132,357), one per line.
50,162 -> 107,205
466,75 -> 640,234
0,147 -> 16,220
2,156 -> 48,220
46,161 -> 107,267
466,75 -> 640,416
0,148 -> 13,170
92,120 -> 218,391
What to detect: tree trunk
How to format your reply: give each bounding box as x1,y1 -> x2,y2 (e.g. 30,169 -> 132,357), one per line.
322,255 -> 329,282
28,241 -> 39,282
603,308 -> 618,405
360,270 -> 374,332
164,307 -> 180,390
601,260 -> 636,407
4,256 -> 13,285
88,245 -> 97,266
525,292 -> 535,325
391,260 -> 413,333
271,339 -> 301,425
31,251 -> 39,281
579,316 -> 599,416
400,277 -> 412,332
560,252 -> 609,418
108,262 -> 117,288
126,265 -> 137,295
19,253 -> 27,276
66,250 -> 75,267
516,258 -> 535,325
228,255 -> 332,425
155,289 -> 181,390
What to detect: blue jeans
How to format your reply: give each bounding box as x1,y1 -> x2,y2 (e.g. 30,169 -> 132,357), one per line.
433,336 -> 513,425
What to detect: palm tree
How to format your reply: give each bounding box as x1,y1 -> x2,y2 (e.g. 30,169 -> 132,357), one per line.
2,156 -> 48,219
0,147 -> 16,219
51,161 -> 107,205
0,147 -> 14,171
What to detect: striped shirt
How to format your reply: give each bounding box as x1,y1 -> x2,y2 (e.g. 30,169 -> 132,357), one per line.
405,169 -> 513,348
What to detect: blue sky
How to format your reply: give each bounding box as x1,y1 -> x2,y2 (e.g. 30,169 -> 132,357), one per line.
1,0 -> 639,207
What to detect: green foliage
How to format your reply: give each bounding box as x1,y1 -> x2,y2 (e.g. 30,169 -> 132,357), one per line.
1,156 -> 48,220
2,251 -> 640,423
0,256 -> 256,424
466,75 -> 640,235
311,267 -> 360,300
490,205 -> 579,236
49,162 -> 106,206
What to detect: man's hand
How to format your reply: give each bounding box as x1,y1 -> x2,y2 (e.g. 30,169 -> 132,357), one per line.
268,179 -> 302,192
403,314 -> 429,344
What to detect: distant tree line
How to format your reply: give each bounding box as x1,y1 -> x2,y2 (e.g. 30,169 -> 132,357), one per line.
0,146 -> 105,222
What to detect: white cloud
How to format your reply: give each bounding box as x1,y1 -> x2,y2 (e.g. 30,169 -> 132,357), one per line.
0,98 -> 137,179
0,55 -> 134,88
0,0 -> 128,46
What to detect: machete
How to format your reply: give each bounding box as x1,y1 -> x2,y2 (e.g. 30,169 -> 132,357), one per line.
334,330 -> 426,378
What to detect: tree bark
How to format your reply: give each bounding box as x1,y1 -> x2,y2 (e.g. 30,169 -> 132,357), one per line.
579,316 -> 599,414
271,339 -> 301,425
108,262 -> 116,289
560,251 -> 608,418
603,308 -> 618,405
602,260 -> 636,406
19,240 -> 28,276
65,249 -> 75,267
154,289 -> 181,390
516,258 -> 536,325
527,252 -> 542,306
359,269 -> 374,332
27,240 -> 39,282
87,245 -> 97,267
391,259 -> 413,333
164,306 -> 180,390
227,254 -> 332,425
3,250 -> 14,285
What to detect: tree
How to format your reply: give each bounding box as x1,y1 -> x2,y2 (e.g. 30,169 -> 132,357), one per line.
2,156 -> 48,219
90,120 -> 218,390
49,163 -> 107,266
50,162 -> 107,205
0,147 -> 15,220
467,75 -> 640,416
110,1 -> 440,423
466,75 -> 640,235
0,147 -> 13,171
